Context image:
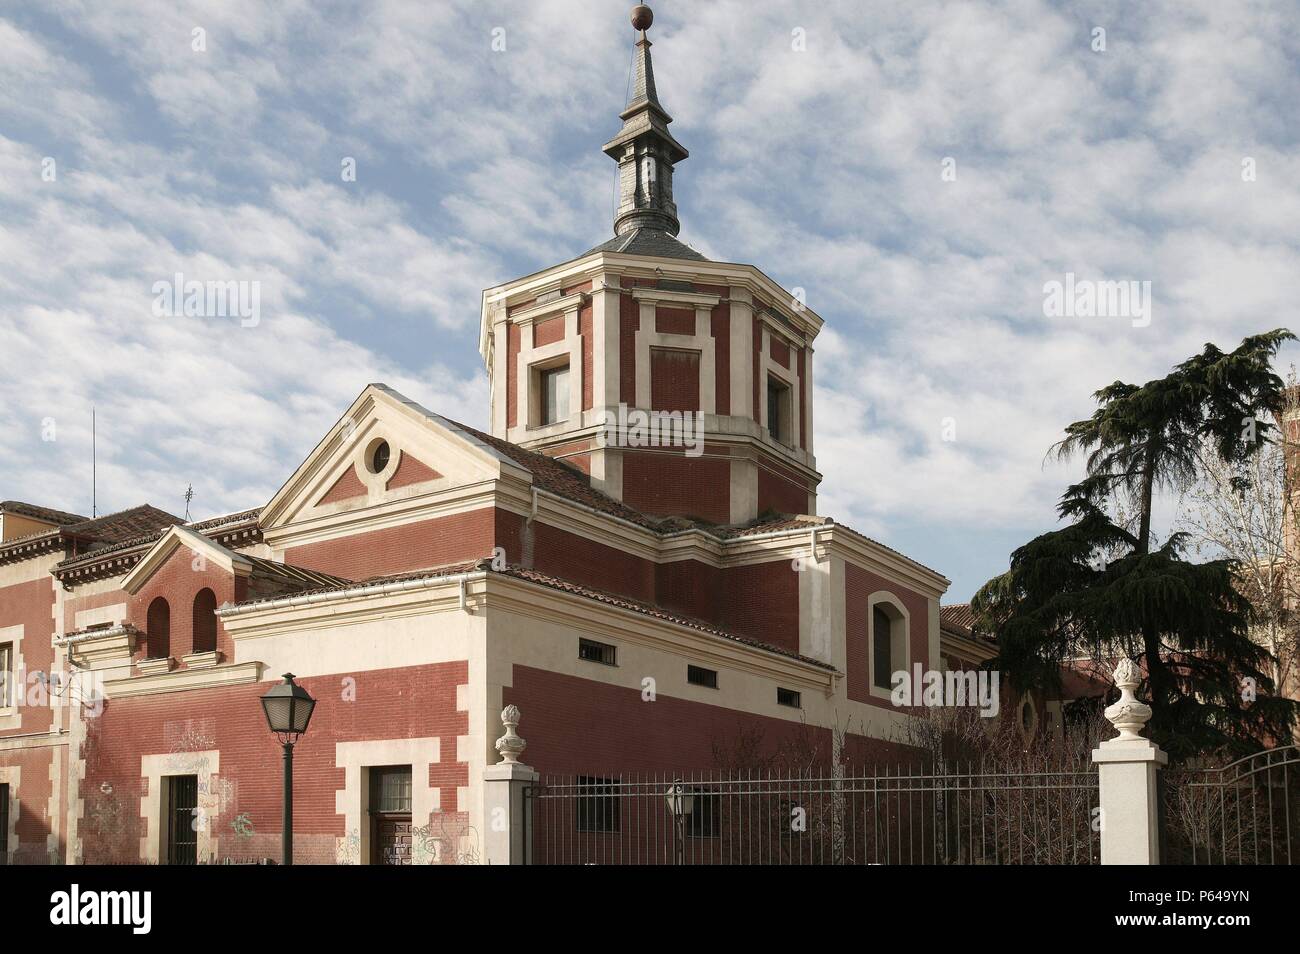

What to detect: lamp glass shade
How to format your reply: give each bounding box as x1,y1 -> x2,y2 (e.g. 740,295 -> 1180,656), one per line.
260,673 -> 316,737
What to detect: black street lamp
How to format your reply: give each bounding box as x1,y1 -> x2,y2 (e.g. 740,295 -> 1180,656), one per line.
260,673 -> 316,866
664,780 -> 695,865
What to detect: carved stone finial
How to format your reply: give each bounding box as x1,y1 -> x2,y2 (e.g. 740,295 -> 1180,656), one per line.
1105,658 -> 1152,742
495,705 -> 526,763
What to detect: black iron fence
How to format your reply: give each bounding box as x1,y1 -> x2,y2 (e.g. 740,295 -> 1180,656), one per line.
524,761 -> 1100,865
1162,745 -> 1299,865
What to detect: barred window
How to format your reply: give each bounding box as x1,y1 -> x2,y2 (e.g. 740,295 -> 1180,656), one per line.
578,638 -> 617,666
575,776 -> 619,833
687,665 -> 717,689
686,788 -> 719,838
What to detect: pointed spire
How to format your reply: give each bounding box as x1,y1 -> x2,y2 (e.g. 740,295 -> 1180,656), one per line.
603,5 -> 688,237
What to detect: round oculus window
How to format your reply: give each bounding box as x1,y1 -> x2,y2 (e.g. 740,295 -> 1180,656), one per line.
368,440 -> 391,474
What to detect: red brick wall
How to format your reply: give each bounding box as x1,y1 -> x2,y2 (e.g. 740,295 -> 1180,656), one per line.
844,562 -> 931,707
78,663 -> 468,864
533,316 -> 564,347
386,454 -> 441,491
1,576 -> 58,735
621,448 -> 730,524
757,457 -> 810,516
722,561 -> 800,653
506,323 -> 521,428
649,348 -> 700,412
284,509 -> 497,581
63,588 -> 127,635
770,337 -> 790,368
319,464 -> 366,504
655,307 -> 695,336
1,746 -> 56,864
531,522 -> 656,603
655,559 -> 723,625
798,347 -> 807,451
127,545 -> 241,665
619,281 -> 639,405
580,301 -> 594,411
711,302 -> 730,416
504,665 -> 830,775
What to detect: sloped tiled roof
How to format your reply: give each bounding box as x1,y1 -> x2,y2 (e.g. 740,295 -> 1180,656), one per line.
243,554 -> 349,592
439,416 -> 664,530
0,500 -> 89,526
941,603 -> 993,643
582,228 -> 709,262
64,505 -> 185,546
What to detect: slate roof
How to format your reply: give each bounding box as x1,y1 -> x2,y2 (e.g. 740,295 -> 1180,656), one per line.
582,228 -> 709,262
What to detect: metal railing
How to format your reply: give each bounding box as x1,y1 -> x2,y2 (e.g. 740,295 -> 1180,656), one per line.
1162,745 -> 1299,865
524,761 -> 1100,865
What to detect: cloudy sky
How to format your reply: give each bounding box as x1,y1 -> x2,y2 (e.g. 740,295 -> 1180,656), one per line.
2,1 -> 1298,601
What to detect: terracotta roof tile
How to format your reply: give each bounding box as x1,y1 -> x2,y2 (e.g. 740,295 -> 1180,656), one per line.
0,500 -> 89,526
65,505 -> 185,546
440,417 -> 664,529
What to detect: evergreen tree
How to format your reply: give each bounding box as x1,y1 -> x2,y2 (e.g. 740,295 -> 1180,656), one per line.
973,330 -> 1298,760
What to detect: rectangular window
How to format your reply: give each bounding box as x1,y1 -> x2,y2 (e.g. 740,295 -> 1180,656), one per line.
539,363 -> 570,426
686,788 -> 719,838
165,775 -> 198,865
0,643 -> 11,707
777,687 -> 802,708
767,377 -> 791,444
578,638 -> 617,666
687,665 -> 718,689
873,605 -> 893,690
369,765 -> 413,814
575,776 -> 619,833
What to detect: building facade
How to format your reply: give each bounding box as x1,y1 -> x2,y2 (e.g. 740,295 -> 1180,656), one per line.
0,12 -> 1024,866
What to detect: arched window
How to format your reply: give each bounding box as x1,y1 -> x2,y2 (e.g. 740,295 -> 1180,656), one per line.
872,606 -> 893,690
146,597 -> 171,660
192,589 -> 218,655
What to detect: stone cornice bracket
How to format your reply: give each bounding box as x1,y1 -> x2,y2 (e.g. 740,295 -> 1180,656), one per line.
495,705 -> 526,764
1104,657 -> 1153,742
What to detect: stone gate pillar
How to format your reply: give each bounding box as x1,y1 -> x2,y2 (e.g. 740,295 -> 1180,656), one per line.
483,705 -> 537,865
1092,659 -> 1168,864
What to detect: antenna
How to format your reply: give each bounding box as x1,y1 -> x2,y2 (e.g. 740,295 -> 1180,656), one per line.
91,407 -> 97,518
184,484 -> 194,522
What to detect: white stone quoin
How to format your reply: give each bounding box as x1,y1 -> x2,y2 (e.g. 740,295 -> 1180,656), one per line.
1092,658 -> 1168,864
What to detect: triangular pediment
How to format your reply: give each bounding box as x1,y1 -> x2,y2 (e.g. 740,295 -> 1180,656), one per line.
122,526 -> 251,595
259,384 -> 530,532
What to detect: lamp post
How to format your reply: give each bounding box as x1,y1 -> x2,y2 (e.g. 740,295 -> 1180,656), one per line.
664,780 -> 695,865
260,673 -> 316,866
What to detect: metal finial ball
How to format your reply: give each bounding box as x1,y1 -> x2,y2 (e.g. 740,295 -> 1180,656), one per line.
631,5 -> 653,32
